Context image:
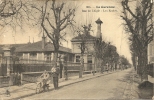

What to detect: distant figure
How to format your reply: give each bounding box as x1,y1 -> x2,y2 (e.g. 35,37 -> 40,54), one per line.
59,61 -> 63,78
51,66 -> 60,90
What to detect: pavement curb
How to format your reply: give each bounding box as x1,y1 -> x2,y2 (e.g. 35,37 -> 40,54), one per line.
60,71 -> 120,88
2,70 -> 122,100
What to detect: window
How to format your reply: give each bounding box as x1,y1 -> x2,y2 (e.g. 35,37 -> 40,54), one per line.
76,56 -> 80,62
30,53 -> 37,58
29,52 -> 37,63
45,53 -> 51,63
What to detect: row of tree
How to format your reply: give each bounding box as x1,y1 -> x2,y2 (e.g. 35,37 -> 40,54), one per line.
72,23 -> 125,77
121,0 -> 153,81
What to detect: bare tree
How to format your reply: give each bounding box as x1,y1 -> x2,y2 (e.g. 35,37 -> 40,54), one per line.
0,0 -> 36,35
121,0 -> 153,81
93,38 -> 109,74
0,0 -> 22,19
31,0 -> 76,67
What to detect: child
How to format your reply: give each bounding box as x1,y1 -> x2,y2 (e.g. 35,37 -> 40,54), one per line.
40,70 -> 50,91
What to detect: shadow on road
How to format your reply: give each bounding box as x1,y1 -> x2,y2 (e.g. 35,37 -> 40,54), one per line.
107,69 -> 140,99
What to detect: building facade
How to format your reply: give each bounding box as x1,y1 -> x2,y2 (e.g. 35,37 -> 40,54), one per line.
0,35 -> 73,76
71,18 -> 103,71
148,40 -> 154,64
15,36 -> 73,64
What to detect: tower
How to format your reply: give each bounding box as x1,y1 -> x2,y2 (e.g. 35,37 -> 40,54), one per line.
95,18 -> 103,39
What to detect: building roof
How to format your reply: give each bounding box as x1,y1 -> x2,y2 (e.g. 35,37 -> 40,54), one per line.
15,41 -> 72,53
0,43 -> 28,53
71,33 -> 96,42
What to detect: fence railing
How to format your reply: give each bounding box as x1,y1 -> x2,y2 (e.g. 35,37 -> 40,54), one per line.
19,59 -> 54,64
14,63 -> 94,72
13,63 -> 53,73
0,62 -> 95,77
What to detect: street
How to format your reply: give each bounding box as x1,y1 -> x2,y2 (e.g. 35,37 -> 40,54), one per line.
24,68 -> 138,99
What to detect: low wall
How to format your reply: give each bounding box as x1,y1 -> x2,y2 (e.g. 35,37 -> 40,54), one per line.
67,70 -> 79,77
21,71 -> 53,84
0,63 -> 94,76
21,70 -> 92,85
0,76 -> 10,88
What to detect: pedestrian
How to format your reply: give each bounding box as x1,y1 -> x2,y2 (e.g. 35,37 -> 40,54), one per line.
51,65 -> 60,90
40,70 -> 50,91
59,61 -> 63,78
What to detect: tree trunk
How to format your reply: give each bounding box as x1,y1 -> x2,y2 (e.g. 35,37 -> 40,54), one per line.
142,50 -> 148,81
93,57 -> 97,76
53,51 -> 58,68
79,54 -> 84,78
138,49 -> 148,82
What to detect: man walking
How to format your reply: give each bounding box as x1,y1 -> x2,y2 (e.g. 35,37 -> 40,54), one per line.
51,65 -> 60,90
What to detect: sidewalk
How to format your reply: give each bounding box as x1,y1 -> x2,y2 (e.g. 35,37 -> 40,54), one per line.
0,71 -> 120,100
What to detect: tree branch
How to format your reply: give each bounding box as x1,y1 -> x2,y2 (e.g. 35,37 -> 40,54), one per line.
46,17 -> 56,30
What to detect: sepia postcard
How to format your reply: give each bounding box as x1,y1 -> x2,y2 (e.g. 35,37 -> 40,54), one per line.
0,0 -> 153,100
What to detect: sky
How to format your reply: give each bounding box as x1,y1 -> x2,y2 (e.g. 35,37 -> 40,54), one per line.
0,0 -> 133,63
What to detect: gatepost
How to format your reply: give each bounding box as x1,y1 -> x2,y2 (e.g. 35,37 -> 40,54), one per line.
3,45 -> 13,85
3,47 -> 11,76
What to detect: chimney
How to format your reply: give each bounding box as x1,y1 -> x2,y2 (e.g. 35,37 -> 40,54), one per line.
95,18 -> 103,39
42,31 -> 46,49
